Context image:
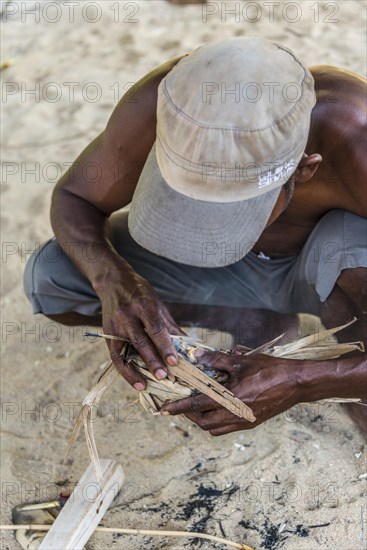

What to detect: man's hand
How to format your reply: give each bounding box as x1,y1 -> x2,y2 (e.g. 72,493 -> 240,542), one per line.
96,262 -> 185,390
161,350 -> 303,435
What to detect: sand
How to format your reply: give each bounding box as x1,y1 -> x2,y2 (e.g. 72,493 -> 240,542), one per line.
1,1 -> 366,548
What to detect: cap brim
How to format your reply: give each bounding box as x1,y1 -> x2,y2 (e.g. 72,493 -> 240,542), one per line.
128,144 -> 281,268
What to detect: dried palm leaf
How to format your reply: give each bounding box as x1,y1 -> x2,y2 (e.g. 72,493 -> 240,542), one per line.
66,319 -> 364,480
64,358 -> 121,480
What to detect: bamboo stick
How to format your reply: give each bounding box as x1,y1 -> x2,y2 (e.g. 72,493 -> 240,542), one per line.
1,524 -> 253,550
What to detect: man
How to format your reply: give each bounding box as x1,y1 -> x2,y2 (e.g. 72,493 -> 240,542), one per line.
24,38 -> 366,435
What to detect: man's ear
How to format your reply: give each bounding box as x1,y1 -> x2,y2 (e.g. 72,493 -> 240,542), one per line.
294,153 -> 322,183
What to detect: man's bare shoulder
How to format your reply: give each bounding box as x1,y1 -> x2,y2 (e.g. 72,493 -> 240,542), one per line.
311,65 -> 366,84
310,66 -> 366,123
308,66 -> 366,217
107,55 -> 186,122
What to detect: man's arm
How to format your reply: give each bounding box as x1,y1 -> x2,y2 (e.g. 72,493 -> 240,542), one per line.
50,56 -> 185,388
161,350 -> 366,435
299,353 -> 366,401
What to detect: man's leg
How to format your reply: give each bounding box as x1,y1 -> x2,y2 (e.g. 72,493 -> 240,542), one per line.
46,311 -> 101,326
23,235 -> 103,326
166,302 -> 299,348
24,212 -> 300,347
320,268 -> 367,435
295,210 -> 367,435
320,268 -> 366,343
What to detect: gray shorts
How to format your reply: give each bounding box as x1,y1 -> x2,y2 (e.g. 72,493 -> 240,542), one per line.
24,209 -> 367,317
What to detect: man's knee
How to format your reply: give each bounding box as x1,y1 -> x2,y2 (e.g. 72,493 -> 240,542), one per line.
301,209 -> 367,305
336,268 -> 367,313
23,239 -> 65,313
320,267 -> 367,344
23,238 -> 100,316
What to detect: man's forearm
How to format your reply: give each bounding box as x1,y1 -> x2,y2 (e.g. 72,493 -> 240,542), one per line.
51,188 -> 134,293
298,353 -> 367,402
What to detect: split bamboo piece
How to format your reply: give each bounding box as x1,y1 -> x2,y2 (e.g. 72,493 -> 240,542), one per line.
39,460 -> 124,550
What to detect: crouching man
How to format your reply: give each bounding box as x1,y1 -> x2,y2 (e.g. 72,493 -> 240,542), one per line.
24,38 -> 366,435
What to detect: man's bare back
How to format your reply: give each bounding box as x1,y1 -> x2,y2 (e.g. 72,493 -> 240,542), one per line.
255,66 -> 366,256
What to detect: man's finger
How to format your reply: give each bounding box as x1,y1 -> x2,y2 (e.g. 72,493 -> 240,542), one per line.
161,393 -> 219,415
160,304 -> 187,337
183,409 -> 236,431
126,320 -> 170,381
194,349 -> 237,373
165,320 -> 187,337
143,309 -> 179,367
209,424 -> 245,436
108,339 -> 146,390
196,407 -> 241,429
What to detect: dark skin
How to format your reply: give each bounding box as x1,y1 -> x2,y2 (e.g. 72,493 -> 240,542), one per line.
49,58 -> 367,433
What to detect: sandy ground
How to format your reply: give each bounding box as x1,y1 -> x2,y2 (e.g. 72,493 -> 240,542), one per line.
1,1 -> 367,549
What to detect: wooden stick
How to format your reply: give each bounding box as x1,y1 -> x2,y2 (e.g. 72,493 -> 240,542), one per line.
170,356 -> 256,422
84,332 -> 127,341
38,460 -> 124,550
1,524 -> 253,550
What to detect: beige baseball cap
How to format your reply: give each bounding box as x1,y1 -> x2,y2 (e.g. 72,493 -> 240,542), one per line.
128,37 -> 316,267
